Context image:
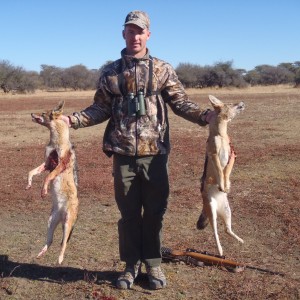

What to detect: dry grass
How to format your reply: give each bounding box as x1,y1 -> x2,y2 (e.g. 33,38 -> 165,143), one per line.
0,86 -> 299,299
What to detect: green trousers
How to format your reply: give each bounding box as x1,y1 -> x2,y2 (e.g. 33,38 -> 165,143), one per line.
113,154 -> 169,267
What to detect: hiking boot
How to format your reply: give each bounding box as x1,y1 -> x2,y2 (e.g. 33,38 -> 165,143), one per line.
116,263 -> 141,289
146,265 -> 167,290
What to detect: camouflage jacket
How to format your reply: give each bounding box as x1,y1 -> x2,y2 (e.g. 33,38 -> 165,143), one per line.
69,49 -> 209,157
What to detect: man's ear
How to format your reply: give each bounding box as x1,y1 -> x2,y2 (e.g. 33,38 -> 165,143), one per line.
122,30 -> 125,39
147,30 -> 151,40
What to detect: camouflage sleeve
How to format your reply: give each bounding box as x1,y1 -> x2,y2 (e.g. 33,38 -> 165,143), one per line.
69,75 -> 112,129
160,63 -> 210,126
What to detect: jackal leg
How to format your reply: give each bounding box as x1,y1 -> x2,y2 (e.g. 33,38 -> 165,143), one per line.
37,210 -> 60,259
223,152 -> 235,193
26,162 -> 46,190
210,200 -> 223,256
211,153 -> 225,192
58,212 -> 77,264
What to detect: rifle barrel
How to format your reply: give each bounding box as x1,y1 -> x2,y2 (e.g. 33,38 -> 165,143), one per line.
246,265 -> 284,276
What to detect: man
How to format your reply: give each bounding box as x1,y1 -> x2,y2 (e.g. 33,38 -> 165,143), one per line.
65,10 -> 211,290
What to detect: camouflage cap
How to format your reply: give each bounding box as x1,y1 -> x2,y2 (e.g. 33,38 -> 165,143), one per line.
124,10 -> 150,30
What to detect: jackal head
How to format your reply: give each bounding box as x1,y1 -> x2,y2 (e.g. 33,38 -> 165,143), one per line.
31,100 -> 65,127
208,95 -> 245,122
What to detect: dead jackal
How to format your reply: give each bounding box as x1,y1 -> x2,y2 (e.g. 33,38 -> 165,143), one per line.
26,100 -> 78,264
197,95 -> 245,256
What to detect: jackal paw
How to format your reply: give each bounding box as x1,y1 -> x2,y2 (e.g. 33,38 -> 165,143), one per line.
218,185 -> 226,193
224,187 -> 230,193
58,254 -> 64,264
37,246 -> 48,258
219,185 -> 230,193
41,189 -> 48,198
224,182 -> 231,193
25,184 -> 31,190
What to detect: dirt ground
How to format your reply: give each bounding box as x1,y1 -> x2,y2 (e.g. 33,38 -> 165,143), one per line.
0,87 -> 299,300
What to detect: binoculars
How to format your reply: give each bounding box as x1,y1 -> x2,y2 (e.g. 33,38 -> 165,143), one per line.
127,90 -> 146,117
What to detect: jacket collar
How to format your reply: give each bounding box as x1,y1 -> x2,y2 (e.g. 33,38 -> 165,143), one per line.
121,48 -> 150,68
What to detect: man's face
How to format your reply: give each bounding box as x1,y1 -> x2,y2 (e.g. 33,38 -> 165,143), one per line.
123,24 -> 151,58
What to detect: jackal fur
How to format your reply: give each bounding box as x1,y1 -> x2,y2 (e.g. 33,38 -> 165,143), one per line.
26,100 -> 78,264
197,95 -> 245,256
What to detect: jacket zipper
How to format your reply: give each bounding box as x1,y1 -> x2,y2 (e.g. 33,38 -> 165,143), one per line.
134,61 -> 138,156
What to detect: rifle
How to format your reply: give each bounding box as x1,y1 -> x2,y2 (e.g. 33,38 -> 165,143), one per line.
161,247 -> 284,276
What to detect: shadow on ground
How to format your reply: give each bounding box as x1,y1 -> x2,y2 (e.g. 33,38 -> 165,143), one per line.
0,254 -> 118,286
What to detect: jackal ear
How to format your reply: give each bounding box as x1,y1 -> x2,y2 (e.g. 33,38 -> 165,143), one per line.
209,95 -> 224,110
50,100 -> 65,119
53,100 -> 65,114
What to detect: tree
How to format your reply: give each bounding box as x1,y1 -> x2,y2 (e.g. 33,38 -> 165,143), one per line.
175,63 -> 200,88
278,62 -> 300,87
278,62 -> 296,74
0,60 -> 19,93
2,58 -> 299,94
0,60 -> 38,93
295,68 -> 300,87
212,61 -> 247,88
175,61 -> 247,88
63,65 -> 98,90
40,65 -> 64,90
244,64 -> 294,86
244,70 -> 260,85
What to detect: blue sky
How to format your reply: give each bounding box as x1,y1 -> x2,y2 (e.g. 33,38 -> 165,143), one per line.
1,0 -> 299,72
